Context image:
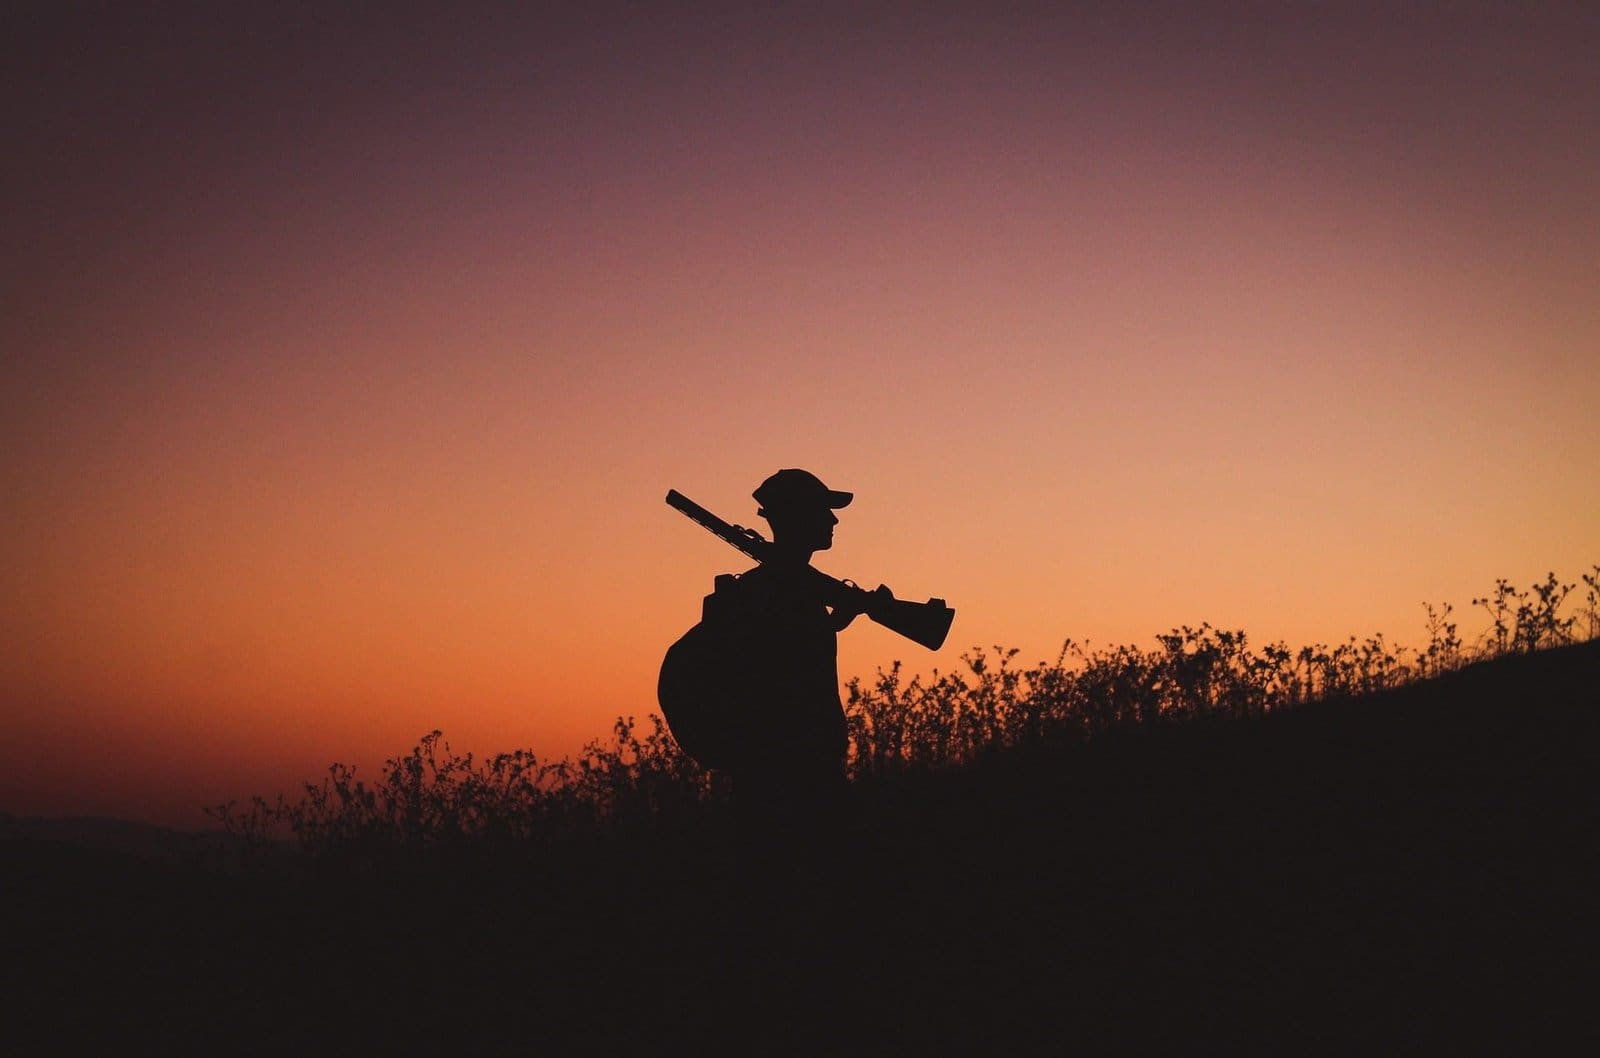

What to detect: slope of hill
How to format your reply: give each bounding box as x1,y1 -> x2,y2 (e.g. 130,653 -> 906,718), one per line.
5,641 -> 1596,1053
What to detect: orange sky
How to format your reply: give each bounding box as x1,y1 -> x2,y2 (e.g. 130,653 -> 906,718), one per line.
4,3 -> 1597,826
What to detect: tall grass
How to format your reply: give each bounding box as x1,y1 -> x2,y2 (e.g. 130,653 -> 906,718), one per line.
210,566 -> 1599,859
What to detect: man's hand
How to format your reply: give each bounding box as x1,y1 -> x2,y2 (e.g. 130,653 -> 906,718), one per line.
830,583 -> 894,631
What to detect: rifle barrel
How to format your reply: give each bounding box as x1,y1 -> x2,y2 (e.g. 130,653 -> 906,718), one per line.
665,490 -> 767,561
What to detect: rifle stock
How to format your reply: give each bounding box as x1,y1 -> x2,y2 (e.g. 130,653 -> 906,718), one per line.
666,489 -> 954,651
866,590 -> 955,651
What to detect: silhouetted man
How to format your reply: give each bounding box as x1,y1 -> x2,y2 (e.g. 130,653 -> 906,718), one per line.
721,469 -> 868,837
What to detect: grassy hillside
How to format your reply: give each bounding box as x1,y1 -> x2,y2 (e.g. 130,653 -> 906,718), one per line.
6,640 -> 1596,1054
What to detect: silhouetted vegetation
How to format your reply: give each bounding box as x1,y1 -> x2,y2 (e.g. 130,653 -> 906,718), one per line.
211,566 -> 1599,861
16,567 -> 1599,1054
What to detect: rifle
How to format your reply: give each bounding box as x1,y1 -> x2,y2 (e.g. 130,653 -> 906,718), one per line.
665,489 -> 955,650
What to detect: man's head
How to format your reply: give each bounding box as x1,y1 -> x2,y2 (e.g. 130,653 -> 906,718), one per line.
754,469 -> 852,554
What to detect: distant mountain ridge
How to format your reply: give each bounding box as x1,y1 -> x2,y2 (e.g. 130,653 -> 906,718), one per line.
0,812 -> 233,865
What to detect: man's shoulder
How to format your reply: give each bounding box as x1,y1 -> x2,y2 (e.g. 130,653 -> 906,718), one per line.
726,564 -> 781,601
730,563 -> 813,591
731,563 -> 772,585
731,564 -> 832,619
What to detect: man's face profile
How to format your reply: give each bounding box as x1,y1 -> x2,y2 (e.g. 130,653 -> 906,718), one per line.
768,506 -> 839,554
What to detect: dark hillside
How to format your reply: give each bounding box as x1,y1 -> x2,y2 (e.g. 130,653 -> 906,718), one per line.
843,639 -> 1598,1053
6,642 -> 1596,1054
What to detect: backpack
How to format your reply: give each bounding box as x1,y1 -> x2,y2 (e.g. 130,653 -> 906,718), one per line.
657,574 -> 762,771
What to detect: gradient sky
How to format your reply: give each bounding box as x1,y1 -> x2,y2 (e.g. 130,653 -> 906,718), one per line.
5,2 -> 1597,826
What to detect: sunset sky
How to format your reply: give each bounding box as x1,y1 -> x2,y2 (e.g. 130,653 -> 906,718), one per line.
4,2 -> 1596,826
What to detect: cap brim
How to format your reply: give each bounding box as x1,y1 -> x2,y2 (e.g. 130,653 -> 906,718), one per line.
826,490 -> 853,509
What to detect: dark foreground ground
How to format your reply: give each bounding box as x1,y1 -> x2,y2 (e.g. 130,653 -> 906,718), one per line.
7,642 -> 1597,1055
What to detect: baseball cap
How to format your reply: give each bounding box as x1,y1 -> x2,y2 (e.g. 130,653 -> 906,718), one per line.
753,469 -> 853,516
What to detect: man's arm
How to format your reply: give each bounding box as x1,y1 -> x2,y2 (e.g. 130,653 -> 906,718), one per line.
827,584 -> 893,631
